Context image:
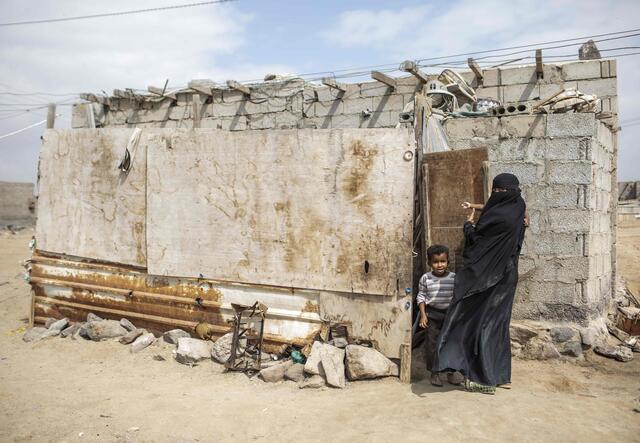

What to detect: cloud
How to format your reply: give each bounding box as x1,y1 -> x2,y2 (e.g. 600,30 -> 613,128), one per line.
322,0 -> 640,180
0,0 -> 294,182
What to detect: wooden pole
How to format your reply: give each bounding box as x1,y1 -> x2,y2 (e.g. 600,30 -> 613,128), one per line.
46,103 -> 56,129
371,71 -> 397,90
536,49 -> 544,79
399,60 -> 429,83
467,58 -> 483,84
192,94 -> 201,128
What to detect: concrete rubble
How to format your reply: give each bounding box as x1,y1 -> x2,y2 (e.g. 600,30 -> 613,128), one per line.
299,375 -> 326,389
345,345 -> 399,380
320,345 -> 346,388
163,329 -> 191,344
211,333 -> 234,364
175,337 -> 212,364
130,333 -> 156,353
83,320 -> 127,341
284,363 -> 305,382
120,318 -> 136,332
119,328 -> 146,345
259,360 -> 294,383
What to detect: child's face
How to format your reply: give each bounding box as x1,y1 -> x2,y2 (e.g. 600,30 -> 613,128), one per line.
429,253 -> 448,276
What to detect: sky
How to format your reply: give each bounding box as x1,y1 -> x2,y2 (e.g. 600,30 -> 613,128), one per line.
0,0 -> 639,183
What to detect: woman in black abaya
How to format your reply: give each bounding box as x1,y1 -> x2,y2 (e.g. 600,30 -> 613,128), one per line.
434,173 -> 526,394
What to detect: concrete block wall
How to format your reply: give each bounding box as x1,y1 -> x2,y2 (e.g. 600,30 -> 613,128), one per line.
72,59 -> 616,132
0,181 -> 36,226
443,113 -> 616,324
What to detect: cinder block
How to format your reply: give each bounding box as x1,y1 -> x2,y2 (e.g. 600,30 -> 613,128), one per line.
395,75 -> 428,95
71,104 -> 89,128
491,161 -> 540,184
475,86 -> 500,100
539,64 -> 563,85
499,115 -> 546,138
502,83 -> 541,103
313,100 -> 343,117
546,113 -> 596,137
524,184 -> 580,209
576,78 -> 617,98
547,209 -> 591,232
561,61 -> 602,81
250,79 -> 305,99
105,110 -> 127,126
209,102 -> 242,117
274,111 -> 302,129
299,116 -> 329,129
525,281 -> 578,304
247,112 -> 276,130
443,117 -> 500,140
536,137 -> 583,160
499,66 -> 537,85
222,89 -> 246,103
547,161 -> 592,185
539,81 -> 578,101
528,232 -> 582,256
533,256 -> 590,283
360,81 -> 394,98
342,97 -> 374,114
482,68 -> 500,87
609,59 -> 617,77
315,83 -> 359,102
371,94 -> 404,112
363,110 -> 399,128
450,137 -> 500,151
490,138 -> 531,161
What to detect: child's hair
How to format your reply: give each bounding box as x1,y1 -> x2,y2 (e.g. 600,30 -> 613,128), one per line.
427,244 -> 449,262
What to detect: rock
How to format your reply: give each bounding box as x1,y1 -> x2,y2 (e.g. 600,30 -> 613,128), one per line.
84,320 -> 127,341
86,313 -> 103,322
557,340 -> 583,358
175,337 -> 212,364
580,326 -> 599,348
260,360 -> 294,383
522,339 -> 561,360
633,397 -> 640,413
550,326 -> 577,343
48,318 -> 69,332
511,341 -> 523,358
509,323 -> 539,345
304,341 -> 325,375
44,317 -> 56,328
119,318 -> 136,332
130,333 -> 155,353
211,333 -> 234,364
345,345 -> 399,380
594,344 -> 634,362
61,323 -> 82,338
299,375 -> 326,389
284,363 -> 305,382
119,328 -> 146,344
22,327 -> 48,342
320,345 -> 346,388
163,329 -> 191,345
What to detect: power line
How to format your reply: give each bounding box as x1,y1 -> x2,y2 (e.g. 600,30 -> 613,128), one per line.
0,0 -> 237,27
0,119 -> 48,141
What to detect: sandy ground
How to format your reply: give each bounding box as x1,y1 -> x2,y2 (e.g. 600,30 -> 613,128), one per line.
1,225 -> 639,443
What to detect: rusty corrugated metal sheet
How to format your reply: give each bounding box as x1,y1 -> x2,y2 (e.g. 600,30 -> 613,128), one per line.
30,251 -> 323,352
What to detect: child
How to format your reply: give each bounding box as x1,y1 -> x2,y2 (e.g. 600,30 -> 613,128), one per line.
417,244 -> 459,386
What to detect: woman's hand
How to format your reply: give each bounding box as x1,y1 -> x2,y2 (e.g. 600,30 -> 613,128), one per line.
461,201 -> 471,209
467,208 -> 476,223
419,313 -> 428,329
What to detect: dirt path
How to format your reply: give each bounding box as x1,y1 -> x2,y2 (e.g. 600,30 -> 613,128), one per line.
1,227 -> 639,442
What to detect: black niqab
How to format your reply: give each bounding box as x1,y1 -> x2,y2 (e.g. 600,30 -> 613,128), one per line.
434,173 -> 526,386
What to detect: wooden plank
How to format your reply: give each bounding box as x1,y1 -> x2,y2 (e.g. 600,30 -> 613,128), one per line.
420,163 -> 431,264
192,94 -> 202,128
188,81 -> 214,97
226,80 -> 250,96
371,71 -> 397,90
321,77 -> 347,92
399,60 -> 429,83
467,58 -> 483,84
147,86 -> 177,101
399,342 -> 411,383
424,147 -> 488,272
536,49 -> 544,79
36,129 -> 147,266
146,128 -> 416,296
46,103 -> 56,129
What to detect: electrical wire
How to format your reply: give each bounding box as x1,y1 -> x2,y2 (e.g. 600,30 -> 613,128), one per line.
0,119 -> 48,140
0,0 -> 237,27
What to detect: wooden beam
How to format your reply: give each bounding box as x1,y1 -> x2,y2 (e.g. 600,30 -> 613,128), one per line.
399,60 -> 429,83
399,343 -> 411,383
192,94 -> 202,128
467,58 -> 483,84
536,49 -> 544,79
321,77 -> 347,92
226,80 -> 250,96
46,103 -> 56,129
371,71 -> 397,90
147,86 -> 177,101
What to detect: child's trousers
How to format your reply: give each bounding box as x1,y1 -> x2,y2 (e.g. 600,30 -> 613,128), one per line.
424,306 -> 447,372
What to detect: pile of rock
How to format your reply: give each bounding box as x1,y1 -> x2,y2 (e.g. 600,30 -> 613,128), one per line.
510,318 -> 637,363
23,313 -> 157,353
258,341 -> 398,389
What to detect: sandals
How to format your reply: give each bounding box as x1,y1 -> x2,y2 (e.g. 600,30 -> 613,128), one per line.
464,379 -> 496,395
